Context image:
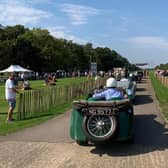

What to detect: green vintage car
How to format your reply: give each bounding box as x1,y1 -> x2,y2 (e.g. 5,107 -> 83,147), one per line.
70,97 -> 134,145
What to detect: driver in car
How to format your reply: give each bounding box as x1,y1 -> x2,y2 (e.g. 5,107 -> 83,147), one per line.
92,77 -> 125,100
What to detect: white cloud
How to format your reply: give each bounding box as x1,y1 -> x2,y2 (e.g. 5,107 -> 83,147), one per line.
60,3 -> 100,25
29,0 -> 51,3
48,27 -> 104,47
128,36 -> 168,48
48,27 -> 87,44
0,1 -> 51,25
28,0 -> 53,5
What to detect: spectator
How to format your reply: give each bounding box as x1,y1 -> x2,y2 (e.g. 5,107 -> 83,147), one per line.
20,72 -> 25,81
35,72 -> 39,80
5,73 -> 19,122
44,74 -> 56,86
94,75 -> 104,89
22,80 -> 32,90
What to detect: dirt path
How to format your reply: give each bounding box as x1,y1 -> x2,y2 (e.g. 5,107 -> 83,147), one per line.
0,78 -> 168,168
134,78 -> 168,145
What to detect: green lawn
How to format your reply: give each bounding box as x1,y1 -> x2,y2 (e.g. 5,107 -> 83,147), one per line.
0,77 -> 89,135
0,102 -> 71,135
150,72 -> 168,120
0,77 -> 86,112
27,77 -> 86,89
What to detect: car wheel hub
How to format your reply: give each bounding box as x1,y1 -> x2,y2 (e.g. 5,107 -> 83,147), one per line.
96,121 -> 105,130
87,115 -> 114,138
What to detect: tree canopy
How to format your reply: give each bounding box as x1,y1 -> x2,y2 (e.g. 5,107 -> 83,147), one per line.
0,25 -> 137,72
155,63 -> 168,70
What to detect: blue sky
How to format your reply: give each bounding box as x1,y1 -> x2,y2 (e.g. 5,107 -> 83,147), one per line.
1,0 -> 168,68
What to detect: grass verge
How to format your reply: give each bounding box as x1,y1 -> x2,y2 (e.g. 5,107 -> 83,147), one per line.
150,72 -> 168,120
0,102 -> 71,135
0,77 -> 90,135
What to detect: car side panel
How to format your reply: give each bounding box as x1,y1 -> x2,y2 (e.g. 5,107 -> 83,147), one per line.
70,109 -> 87,141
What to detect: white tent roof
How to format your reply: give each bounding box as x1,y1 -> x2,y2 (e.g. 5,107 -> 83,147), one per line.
0,65 -> 32,73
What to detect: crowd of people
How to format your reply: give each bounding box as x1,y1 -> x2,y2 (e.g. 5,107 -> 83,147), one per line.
155,69 -> 168,76
44,73 -> 57,86
4,68 -> 148,122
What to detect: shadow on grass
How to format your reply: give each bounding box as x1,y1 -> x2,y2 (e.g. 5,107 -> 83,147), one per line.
0,112 -> 7,115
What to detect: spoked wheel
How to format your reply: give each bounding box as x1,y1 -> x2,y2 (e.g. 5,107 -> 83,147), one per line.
83,115 -> 117,142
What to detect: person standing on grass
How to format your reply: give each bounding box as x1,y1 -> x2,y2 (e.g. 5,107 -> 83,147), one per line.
5,73 -> 19,122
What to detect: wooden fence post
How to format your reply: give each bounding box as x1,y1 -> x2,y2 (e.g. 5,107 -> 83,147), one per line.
17,93 -> 22,120
17,79 -> 101,120
166,76 -> 168,87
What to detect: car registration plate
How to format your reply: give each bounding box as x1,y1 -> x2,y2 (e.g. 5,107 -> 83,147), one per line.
82,107 -> 118,115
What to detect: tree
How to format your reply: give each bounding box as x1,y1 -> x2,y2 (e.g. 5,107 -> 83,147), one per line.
0,25 -> 135,72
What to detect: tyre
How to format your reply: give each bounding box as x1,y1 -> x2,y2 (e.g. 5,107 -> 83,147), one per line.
82,115 -> 117,143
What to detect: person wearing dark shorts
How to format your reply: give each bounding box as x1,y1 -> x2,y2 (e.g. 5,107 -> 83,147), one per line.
8,99 -> 16,109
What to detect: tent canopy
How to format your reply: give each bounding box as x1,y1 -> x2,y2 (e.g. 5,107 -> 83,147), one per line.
0,65 -> 32,73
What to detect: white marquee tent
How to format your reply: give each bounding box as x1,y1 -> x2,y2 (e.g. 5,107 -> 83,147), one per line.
0,65 -> 32,73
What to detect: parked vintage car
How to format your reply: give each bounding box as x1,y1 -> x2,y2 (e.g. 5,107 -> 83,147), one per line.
70,97 -> 134,145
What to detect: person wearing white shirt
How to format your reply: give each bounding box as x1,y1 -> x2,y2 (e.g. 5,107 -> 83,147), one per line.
5,73 -> 19,122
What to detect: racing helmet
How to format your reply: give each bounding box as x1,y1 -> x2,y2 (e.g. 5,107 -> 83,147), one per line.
106,77 -> 117,88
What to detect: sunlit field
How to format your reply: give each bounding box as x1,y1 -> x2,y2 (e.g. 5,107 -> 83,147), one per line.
0,77 -> 89,135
